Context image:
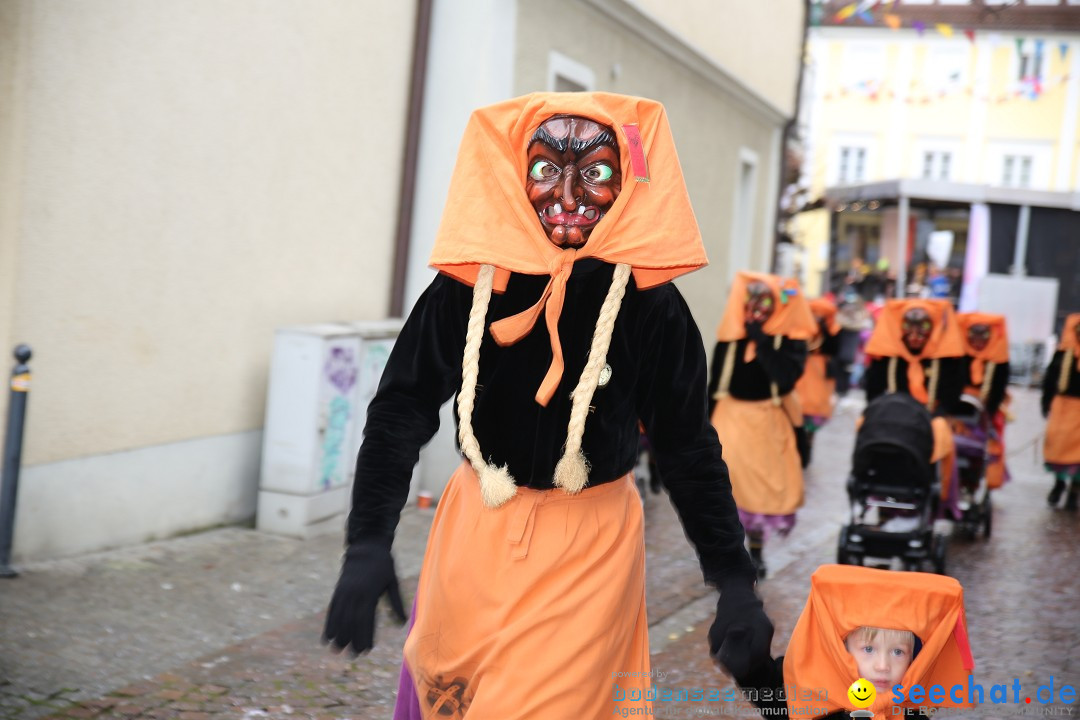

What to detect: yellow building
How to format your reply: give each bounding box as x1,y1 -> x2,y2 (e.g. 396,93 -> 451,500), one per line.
792,0 -> 1080,299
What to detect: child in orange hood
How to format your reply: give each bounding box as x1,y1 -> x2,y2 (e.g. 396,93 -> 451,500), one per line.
1042,313 -> 1080,510
723,565 -> 975,720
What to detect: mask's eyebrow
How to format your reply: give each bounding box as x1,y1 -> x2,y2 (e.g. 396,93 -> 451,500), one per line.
569,128 -> 617,157
528,126 -> 567,153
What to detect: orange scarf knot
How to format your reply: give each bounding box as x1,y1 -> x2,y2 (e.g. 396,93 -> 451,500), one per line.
488,248 -> 579,407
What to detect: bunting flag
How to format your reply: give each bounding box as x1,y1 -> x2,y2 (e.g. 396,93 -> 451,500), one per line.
937,23 -> 954,38
884,13 -> 901,30
1015,37 -> 1025,56
913,20 -> 926,36
857,8 -> 875,24
963,29 -> 976,44
1060,43 -> 1070,62
835,3 -> 857,22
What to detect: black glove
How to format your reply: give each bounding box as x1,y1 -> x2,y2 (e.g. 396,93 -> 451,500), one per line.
708,580 -> 774,682
794,425 -> 811,469
322,541 -> 408,655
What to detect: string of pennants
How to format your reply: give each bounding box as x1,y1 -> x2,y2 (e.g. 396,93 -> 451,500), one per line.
820,1 -> 1072,104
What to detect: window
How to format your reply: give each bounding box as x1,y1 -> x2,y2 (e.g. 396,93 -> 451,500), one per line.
547,51 -> 595,92
921,151 -> 953,180
927,46 -> 968,94
1002,154 -> 1033,188
839,146 -> 867,184
1015,39 -> 1046,84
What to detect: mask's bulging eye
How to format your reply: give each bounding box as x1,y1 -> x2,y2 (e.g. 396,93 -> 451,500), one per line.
584,164 -> 613,182
529,160 -> 558,181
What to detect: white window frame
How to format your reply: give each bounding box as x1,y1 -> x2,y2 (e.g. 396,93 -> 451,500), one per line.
829,133 -> 874,187
547,51 -> 595,92
912,138 -> 962,181
926,44 -> 969,94
729,148 -> 759,277
1013,38 -> 1047,85
988,141 -> 1052,190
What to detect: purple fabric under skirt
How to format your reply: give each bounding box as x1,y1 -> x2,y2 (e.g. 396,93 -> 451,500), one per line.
804,415 -> 828,433
738,510 -> 796,539
392,598 -> 422,720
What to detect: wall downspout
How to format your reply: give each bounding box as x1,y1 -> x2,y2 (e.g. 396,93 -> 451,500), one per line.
389,0 -> 433,319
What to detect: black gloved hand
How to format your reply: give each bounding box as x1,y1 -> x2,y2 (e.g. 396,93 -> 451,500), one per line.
322,541 -> 408,655
794,425 -> 811,469
708,580 -> 774,682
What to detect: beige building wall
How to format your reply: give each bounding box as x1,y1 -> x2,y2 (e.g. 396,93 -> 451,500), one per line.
630,0 -> 804,116
1,0 -> 416,560
514,0 -> 793,342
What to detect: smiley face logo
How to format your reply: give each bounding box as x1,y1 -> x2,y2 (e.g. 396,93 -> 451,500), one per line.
848,678 -> 876,708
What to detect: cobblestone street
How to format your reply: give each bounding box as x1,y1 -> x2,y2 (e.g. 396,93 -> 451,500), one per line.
1,388 -> 1076,719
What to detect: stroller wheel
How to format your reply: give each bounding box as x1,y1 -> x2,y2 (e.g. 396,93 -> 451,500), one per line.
931,534 -> 948,575
982,496 -> 993,538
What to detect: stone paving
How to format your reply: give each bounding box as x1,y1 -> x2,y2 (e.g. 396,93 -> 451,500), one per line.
0,387 -> 1076,719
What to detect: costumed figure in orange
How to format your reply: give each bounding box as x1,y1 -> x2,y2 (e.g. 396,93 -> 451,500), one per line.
795,297 -> 842,464
863,299 -> 967,519
321,93 -> 774,719
955,313 -> 1011,491
708,272 -> 815,579
1042,313 -> 1080,511
724,564 -> 975,719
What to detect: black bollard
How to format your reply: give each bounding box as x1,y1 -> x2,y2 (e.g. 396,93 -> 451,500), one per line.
0,344 -> 32,578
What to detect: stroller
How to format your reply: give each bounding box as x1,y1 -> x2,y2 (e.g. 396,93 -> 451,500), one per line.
837,393 -> 948,573
948,393 -> 993,539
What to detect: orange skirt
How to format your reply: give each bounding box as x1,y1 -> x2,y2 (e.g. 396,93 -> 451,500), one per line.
795,354 -> 835,419
1044,395 -> 1080,465
711,396 -> 803,515
931,416 -> 957,501
403,462 -> 651,718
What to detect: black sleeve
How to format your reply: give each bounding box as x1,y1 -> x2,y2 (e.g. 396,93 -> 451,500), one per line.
734,655 -> 788,715
707,341 -> 726,417
1043,351 -> 1063,417
864,357 -> 889,402
985,361 -> 1010,416
933,357 -> 966,416
820,331 -> 841,357
636,290 -> 756,587
749,327 -> 808,393
346,274 -> 469,547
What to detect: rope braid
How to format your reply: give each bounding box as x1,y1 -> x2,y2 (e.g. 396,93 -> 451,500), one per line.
554,263 -> 633,494
1060,349 -> 1074,395
715,341 -> 737,399
770,335 -> 782,406
458,264 -> 517,508
887,356 -> 898,395
927,358 -> 940,412
980,361 -> 995,403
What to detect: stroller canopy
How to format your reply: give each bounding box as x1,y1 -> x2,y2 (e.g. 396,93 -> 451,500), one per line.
855,393 -> 934,470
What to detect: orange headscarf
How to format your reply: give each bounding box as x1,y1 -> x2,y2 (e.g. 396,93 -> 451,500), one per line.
715,271 -> 817,362
810,297 -> 841,338
956,313 -> 1009,386
864,299 -> 965,404
1058,313 -> 1080,373
428,92 -> 706,406
785,565 -> 975,720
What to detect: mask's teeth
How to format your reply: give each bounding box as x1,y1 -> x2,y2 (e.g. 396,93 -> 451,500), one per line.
552,203 -> 563,215
577,205 -> 587,215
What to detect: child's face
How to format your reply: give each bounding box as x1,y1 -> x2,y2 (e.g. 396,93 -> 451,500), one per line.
845,629 -> 914,692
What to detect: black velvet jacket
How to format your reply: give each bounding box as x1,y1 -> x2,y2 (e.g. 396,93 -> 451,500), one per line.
706,334 -> 808,415
864,356 -> 965,415
1042,350 -> 1080,415
959,356 -> 1010,417
346,260 -> 756,587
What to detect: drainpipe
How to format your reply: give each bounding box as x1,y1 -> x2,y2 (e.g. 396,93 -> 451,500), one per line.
772,0 -> 813,273
389,0 -> 433,319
